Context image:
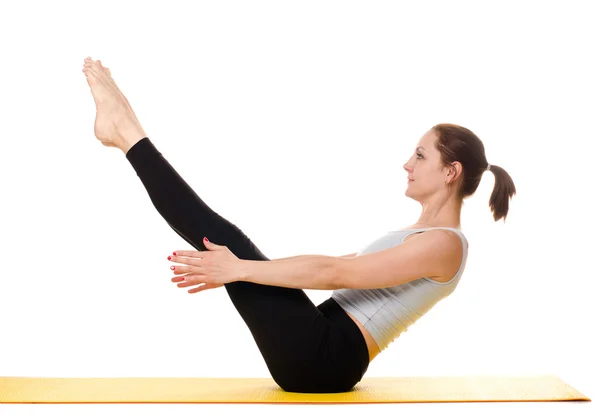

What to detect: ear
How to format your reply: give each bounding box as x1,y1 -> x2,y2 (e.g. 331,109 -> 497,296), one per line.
447,161 -> 462,183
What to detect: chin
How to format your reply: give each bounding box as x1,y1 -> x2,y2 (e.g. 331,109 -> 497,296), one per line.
404,186 -> 419,199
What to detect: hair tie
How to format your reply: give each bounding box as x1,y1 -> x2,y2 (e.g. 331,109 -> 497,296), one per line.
486,163 -> 492,171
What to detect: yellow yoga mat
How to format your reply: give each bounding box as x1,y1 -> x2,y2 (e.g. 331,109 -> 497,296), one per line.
0,375 -> 590,404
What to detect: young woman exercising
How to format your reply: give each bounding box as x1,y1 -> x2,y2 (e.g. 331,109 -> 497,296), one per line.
81,57 -> 516,394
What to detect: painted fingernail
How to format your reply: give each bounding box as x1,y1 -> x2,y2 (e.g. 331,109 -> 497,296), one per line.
167,256 -> 172,260
181,277 -> 185,281
172,252 -> 177,256
170,266 -> 175,270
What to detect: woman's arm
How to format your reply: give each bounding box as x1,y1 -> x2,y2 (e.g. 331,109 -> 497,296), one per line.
270,252 -> 356,262
270,255 -> 318,262
241,255 -> 338,290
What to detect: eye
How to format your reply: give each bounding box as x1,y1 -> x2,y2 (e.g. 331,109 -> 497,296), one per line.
416,152 -> 424,159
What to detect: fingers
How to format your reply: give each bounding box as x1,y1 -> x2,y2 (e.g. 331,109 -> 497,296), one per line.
170,265 -> 198,276
169,255 -> 204,277
173,278 -> 197,287
171,273 -> 205,286
169,255 -> 200,266
168,252 -> 206,277
172,277 -> 215,294
172,250 -> 203,258
168,250 -> 213,293
170,273 -> 219,294
171,272 -> 193,281
172,267 -> 192,275
188,283 -> 221,294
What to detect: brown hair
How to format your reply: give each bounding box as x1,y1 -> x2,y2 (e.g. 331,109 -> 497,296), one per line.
431,123 -> 516,222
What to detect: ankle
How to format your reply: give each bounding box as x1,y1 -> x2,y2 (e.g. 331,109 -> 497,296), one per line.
119,132 -> 146,155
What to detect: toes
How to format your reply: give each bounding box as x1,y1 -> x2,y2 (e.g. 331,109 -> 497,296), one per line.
82,64 -> 98,79
88,61 -> 101,75
83,59 -> 100,71
82,65 -> 94,77
82,58 -> 114,84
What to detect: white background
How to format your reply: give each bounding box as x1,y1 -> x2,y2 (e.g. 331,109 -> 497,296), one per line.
0,0 -> 597,414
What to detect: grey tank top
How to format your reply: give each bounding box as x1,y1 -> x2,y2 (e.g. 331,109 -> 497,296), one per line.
331,227 -> 469,352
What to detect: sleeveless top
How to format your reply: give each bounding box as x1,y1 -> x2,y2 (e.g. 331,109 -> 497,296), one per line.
330,227 -> 469,352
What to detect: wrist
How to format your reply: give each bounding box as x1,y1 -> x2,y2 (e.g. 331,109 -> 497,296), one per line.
237,259 -> 252,282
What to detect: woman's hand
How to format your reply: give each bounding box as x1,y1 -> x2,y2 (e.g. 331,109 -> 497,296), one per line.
168,237 -> 245,294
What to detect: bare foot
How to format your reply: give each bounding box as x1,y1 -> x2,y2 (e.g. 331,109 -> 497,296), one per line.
82,57 -> 146,153
96,60 -> 132,109
95,60 -> 144,134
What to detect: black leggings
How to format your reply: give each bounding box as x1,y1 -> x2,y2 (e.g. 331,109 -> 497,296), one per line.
124,137 -> 369,393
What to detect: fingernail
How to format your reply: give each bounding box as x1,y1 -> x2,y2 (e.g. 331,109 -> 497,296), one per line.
172,252 -> 177,256
167,256 -> 172,260
170,266 -> 175,270
204,237 -> 208,242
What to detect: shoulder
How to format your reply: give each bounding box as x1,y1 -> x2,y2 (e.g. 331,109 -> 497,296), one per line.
406,229 -> 463,252
403,228 -> 464,248
407,229 -> 465,281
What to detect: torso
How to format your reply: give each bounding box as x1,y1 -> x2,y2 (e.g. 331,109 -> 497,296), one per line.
343,225 -> 462,362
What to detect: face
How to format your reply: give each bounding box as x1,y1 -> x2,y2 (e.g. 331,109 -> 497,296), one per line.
403,130 -> 449,199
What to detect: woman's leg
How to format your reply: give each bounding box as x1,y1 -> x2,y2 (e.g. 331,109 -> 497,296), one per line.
83,58 -> 369,391
124,137 -> 365,391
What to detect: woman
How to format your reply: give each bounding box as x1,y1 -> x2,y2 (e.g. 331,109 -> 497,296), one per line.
82,57 -> 516,393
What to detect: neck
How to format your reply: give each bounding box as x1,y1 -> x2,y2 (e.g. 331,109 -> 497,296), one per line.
414,198 -> 462,229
